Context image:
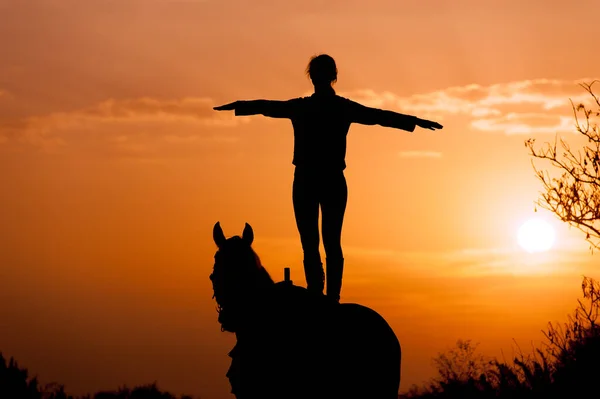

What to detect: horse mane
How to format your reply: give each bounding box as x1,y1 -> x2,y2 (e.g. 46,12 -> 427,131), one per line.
211,236 -> 275,333
250,249 -> 275,285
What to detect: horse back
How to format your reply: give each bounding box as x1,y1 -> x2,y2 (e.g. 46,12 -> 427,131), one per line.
228,285 -> 401,399
334,303 -> 401,398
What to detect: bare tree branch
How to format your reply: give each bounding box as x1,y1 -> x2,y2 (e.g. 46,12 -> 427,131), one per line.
526,81 -> 600,251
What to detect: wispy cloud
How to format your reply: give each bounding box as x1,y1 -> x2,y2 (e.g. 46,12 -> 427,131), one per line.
35,97 -> 240,127
5,78 -> 599,153
470,113 -> 575,135
399,151 -> 442,159
1,97 -> 243,151
341,78 -> 600,135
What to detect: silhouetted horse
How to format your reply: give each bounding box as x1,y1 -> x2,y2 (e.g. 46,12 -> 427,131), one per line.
210,222 -> 401,399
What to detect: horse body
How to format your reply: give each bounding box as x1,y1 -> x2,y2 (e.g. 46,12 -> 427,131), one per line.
211,222 -> 401,399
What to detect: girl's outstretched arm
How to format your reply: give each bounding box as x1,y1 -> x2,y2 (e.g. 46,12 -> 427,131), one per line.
345,99 -> 443,131
213,99 -> 298,119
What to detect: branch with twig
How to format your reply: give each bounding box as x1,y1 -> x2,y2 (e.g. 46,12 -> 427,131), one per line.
526,80 -> 600,251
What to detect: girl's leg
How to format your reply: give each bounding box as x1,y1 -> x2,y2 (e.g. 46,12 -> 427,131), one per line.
320,171 -> 348,302
292,169 -> 324,293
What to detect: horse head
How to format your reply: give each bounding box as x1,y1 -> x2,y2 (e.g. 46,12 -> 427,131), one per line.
210,222 -> 274,332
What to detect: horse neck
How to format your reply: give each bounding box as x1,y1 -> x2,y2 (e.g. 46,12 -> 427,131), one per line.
255,267 -> 275,288
229,267 -> 274,332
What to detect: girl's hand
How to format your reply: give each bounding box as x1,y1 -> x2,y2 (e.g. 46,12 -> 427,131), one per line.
416,118 -> 443,130
213,101 -> 238,111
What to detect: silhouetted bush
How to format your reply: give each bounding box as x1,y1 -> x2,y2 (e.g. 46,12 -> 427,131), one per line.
0,353 -> 73,399
91,382 -> 188,399
401,276 -> 600,398
0,355 -> 195,399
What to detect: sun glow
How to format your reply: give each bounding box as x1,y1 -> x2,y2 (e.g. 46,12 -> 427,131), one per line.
517,218 -> 556,253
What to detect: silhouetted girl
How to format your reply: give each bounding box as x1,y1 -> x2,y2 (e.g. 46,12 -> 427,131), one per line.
214,54 -> 443,302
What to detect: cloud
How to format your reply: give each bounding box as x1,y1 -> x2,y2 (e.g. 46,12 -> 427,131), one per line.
1,97 -> 243,151
5,78 -> 599,152
340,78 -> 600,135
470,113 -> 575,135
42,97 -> 240,127
399,151 -> 442,159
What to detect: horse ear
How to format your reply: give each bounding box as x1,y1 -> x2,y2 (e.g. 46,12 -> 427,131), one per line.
213,222 -> 227,248
242,223 -> 254,246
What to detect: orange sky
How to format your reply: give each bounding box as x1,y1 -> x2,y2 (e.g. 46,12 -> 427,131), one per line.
2,0 -> 600,398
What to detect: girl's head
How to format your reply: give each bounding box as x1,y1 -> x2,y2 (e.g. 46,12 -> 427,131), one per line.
305,54 -> 337,87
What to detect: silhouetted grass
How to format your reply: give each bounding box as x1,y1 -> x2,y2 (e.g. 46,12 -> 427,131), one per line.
0,354 -> 196,399
401,276 -> 600,399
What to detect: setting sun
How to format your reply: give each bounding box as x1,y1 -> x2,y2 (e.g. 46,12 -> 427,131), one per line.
517,218 -> 556,253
